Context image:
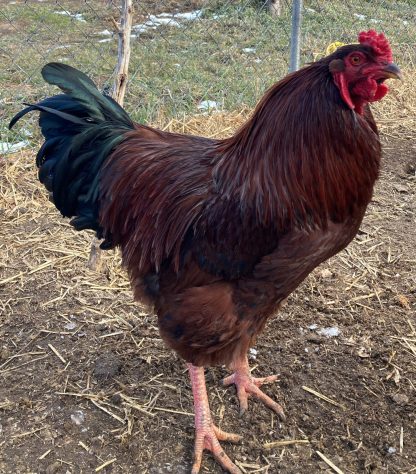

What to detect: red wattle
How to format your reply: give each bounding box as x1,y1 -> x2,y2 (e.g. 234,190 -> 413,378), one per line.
373,83 -> 389,101
334,75 -> 389,115
352,78 -> 389,104
352,77 -> 378,100
333,72 -> 355,110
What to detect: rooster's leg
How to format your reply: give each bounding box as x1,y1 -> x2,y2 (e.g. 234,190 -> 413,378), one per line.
188,363 -> 242,474
222,354 -> 285,418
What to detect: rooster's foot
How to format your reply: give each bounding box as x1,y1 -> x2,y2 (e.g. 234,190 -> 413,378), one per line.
188,364 -> 242,474
191,423 -> 242,474
223,356 -> 285,419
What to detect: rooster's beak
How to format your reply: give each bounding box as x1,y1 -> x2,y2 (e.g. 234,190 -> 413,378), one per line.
381,63 -> 402,80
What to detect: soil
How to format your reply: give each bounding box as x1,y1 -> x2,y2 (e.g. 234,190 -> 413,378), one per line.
1,133 -> 415,474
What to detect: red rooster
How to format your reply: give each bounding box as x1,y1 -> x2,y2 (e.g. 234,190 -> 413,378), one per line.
10,30 -> 400,473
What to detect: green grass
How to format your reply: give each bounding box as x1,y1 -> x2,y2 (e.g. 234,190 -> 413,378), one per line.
0,0 -> 415,144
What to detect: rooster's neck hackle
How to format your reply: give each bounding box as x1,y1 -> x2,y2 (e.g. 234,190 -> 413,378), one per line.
215,61 -> 381,230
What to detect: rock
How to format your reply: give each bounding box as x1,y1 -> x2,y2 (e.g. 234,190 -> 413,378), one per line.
404,161 -> 415,175
90,436 -> 104,448
45,462 -> 61,474
64,321 -> 77,330
258,421 -> 268,434
111,393 -> 122,405
391,393 -> 409,405
357,346 -> 371,358
395,294 -> 411,309
149,464 -> 188,473
393,183 -> 408,193
306,334 -> 323,344
320,269 -> 333,279
0,347 -> 11,360
94,352 -> 122,379
70,410 -> 85,425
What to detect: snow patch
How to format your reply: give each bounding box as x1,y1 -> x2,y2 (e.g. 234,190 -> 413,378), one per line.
175,10 -> 202,21
132,10 -> 202,36
45,45 -> 72,53
54,11 -> 86,22
98,29 -> 113,36
0,140 -> 30,154
64,322 -> 77,331
307,324 -> 341,338
249,348 -> 258,360
317,326 -> 341,338
70,410 -> 85,425
197,100 -> 220,111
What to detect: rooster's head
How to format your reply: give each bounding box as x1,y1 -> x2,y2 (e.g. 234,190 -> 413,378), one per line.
328,30 -> 401,114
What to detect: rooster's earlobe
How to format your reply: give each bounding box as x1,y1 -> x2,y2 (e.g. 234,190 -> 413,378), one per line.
329,59 -> 345,73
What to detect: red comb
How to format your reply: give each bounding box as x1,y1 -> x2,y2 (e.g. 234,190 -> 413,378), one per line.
358,30 -> 392,62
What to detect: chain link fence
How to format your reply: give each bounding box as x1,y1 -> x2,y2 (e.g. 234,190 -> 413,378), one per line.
1,0 -> 415,152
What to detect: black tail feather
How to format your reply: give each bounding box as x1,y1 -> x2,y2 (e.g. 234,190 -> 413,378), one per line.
9,63 -> 135,245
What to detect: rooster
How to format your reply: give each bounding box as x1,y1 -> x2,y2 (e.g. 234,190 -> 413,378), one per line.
10,30 -> 401,474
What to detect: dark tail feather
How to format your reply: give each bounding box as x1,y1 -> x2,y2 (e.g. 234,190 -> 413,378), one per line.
9,63 -> 135,247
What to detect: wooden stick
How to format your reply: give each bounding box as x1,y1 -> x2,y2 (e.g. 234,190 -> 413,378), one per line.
119,393 -> 156,417
302,386 -> 346,409
316,451 -> 344,474
88,0 -> 133,270
113,0 -> 133,107
12,426 -> 46,439
90,399 -> 125,424
264,439 -> 310,449
48,343 -> 67,364
95,459 -> 117,472
38,449 -> 52,460
78,441 -> 90,452
87,236 -> 103,272
147,405 -> 194,417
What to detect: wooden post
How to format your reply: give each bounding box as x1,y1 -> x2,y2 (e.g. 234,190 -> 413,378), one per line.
268,0 -> 282,17
88,0 -> 133,271
112,0 -> 133,106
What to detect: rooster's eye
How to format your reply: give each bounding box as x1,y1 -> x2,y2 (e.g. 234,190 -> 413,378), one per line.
350,55 -> 362,65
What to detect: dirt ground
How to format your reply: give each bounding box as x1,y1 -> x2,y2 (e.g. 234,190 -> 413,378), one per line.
0,127 -> 415,474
